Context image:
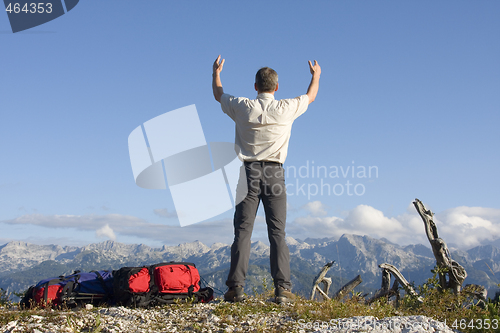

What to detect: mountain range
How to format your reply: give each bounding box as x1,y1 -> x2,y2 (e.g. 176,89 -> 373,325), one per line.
0,234 -> 499,299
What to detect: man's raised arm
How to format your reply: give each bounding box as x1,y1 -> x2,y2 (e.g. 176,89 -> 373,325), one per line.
306,60 -> 321,104
212,55 -> 225,103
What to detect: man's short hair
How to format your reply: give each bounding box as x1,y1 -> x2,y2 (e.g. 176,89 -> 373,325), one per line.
255,67 -> 278,93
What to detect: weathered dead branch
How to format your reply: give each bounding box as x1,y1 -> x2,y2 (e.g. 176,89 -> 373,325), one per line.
310,261 -> 334,301
333,275 -> 362,301
368,263 -> 423,304
413,198 -> 467,293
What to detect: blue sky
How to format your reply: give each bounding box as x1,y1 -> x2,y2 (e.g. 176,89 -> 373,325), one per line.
1,1 -> 499,249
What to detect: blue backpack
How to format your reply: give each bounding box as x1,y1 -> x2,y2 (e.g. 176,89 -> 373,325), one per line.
21,270 -> 114,308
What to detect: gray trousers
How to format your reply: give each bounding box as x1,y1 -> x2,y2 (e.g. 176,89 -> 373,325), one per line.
226,161 -> 292,290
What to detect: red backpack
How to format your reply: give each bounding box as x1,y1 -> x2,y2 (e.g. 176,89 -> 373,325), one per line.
113,262 -> 213,307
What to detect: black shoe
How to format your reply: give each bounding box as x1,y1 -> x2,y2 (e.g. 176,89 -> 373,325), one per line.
224,286 -> 246,302
275,286 -> 295,304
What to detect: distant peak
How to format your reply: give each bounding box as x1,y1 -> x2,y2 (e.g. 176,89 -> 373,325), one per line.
303,236 -> 336,245
285,237 -> 301,245
210,242 -> 228,250
175,240 -> 210,253
251,240 -> 269,249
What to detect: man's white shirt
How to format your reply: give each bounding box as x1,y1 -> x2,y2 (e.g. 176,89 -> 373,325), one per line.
220,92 -> 309,164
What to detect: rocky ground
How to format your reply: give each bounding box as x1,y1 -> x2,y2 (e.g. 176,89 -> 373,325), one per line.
0,298 -> 461,333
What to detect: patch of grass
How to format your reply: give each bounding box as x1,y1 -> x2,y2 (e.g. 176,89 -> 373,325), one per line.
292,296 -> 397,323
2,277 -> 500,333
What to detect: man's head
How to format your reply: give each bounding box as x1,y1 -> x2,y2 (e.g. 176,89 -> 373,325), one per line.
255,67 -> 278,93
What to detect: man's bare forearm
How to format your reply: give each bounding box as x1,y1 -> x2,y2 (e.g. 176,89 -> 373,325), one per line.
212,73 -> 224,103
306,60 -> 321,104
306,75 -> 320,103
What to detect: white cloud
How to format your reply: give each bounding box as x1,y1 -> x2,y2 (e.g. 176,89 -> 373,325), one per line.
291,216 -> 344,239
1,213 -> 148,230
96,224 -> 116,240
0,213 -> 237,246
302,201 -> 328,216
2,203 -> 500,249
288,201 -> 500,249
343,205 -> 403,232
435,206 -> 500,248
289,205 -> 411,243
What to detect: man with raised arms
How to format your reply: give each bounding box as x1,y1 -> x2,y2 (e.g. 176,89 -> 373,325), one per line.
212,55 -> 321,303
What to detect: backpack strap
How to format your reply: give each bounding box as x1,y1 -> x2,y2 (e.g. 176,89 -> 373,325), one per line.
60,280 -> 76,304
148,265 -> 157,294
41,278 -> 65,304
60,274 -> 80,306
93,271 -> 111,294
185,264 -> 195,297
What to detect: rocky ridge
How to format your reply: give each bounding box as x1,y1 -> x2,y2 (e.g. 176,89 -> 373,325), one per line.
0,234 -> 499,298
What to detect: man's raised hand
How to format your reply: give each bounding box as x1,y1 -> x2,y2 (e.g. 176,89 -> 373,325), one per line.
306,60 -> 321,104
308,60 -> 321,77
212,55 -> 225,102
213,55 -> 225,75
